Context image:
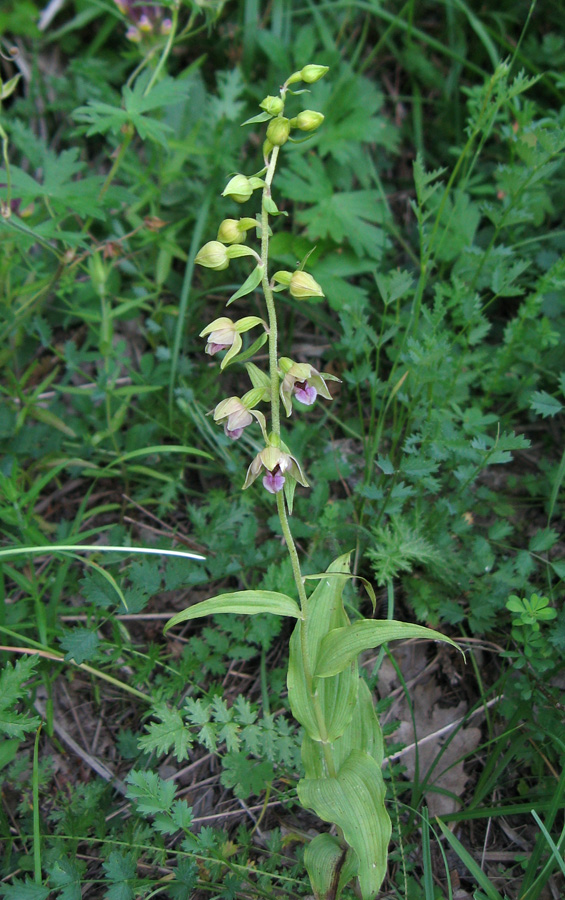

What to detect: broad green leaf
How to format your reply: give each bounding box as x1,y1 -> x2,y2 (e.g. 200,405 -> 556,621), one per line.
315,620 -> 461,678
164,590 -> 302,632
287,553 -> 358,742
302,679 -> 384,779
304,833 -> 358,900
298,750 -> 391,900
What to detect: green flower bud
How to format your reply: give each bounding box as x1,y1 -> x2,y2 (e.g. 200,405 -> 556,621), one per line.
217,217 -> 257,244
195,240 -> 229,270
217,219 -> 243,244
289,110 -> 325,132
260,95 -> 284,115
286,64 -> 329,86
300,64 -> 329,83
222,174 -> 253,203
266,117 -> 291,147
289,270 -> 324,299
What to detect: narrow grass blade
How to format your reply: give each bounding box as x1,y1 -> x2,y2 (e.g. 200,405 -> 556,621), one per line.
33,725 -> 42,884
168,186 -> 212,423
435,817 -> 504,900
0,544 -> 205,562
530,810 -> 565,878
422,807 -> 434,900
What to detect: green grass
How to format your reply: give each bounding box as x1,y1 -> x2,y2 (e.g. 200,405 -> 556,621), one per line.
0,0 -> 563,897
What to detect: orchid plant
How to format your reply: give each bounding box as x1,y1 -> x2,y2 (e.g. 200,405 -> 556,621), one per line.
165,65 -> 459,900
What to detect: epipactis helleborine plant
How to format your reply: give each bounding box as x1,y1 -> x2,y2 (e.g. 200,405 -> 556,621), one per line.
165,64 -> 459,900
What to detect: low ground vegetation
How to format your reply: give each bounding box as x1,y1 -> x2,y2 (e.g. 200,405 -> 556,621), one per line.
0,1 -> 563,898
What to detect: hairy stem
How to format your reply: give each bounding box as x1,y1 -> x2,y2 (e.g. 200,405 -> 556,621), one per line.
261,145 -> 282,437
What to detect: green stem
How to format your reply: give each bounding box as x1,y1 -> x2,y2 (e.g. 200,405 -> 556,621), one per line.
276,492 -> 307,607
33,725 -> 42,883
262,108 -> 337,776
144,2 -> 181,97
261,145 -> 282,437
98,131 -> 134,204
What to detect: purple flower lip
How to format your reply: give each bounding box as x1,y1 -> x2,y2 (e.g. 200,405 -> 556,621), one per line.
263,468 -> 286,494
207,342 -> 230,355
294,381 -> 317,405
225,425 -> 244,440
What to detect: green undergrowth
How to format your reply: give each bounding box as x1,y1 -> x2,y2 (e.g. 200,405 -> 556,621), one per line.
0,0 -> 563,898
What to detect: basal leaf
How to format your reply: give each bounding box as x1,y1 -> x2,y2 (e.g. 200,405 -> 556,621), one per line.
287,553 -> 358,742
298,750 -> 391,900
315,620 -> 461,678
302,679 -> 385,780
164,590 -> 302,632
303,833 -> 358,900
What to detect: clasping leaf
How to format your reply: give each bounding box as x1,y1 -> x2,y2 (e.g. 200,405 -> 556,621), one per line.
315,619 -> 462,678
164,590 -> 302,632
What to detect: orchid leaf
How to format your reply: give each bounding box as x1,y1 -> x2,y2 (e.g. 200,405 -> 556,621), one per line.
164,590 -> 302,632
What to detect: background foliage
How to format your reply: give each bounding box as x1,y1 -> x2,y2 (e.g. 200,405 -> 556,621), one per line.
0,0 -> 563,897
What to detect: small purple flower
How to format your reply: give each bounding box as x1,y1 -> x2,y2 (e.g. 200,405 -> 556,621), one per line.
114,0 -> 169,40
212,397 -> 265,442
243,445 -> 308,494
278,358 -> 340,417
200,315 -> 268,370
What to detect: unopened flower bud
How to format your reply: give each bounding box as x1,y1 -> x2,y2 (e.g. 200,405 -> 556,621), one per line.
300,64 -> 329,83
266,117 -> 291,147
290,110 -> 324,132
285,64 -> 329,86
217,217 -> 257,245
222,174 -> 253,203
195,240 -> 229,270
289,270 -> 324,299
260,95 -> 284,115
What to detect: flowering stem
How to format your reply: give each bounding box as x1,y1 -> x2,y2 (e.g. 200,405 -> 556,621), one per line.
144,1 -> 180,97
261,146 -> 281,438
